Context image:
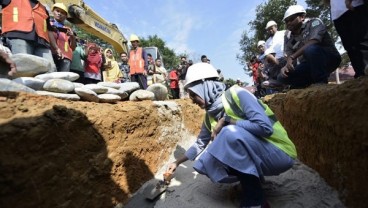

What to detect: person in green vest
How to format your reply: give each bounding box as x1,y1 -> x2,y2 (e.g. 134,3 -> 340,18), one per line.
166,63 -> 297,207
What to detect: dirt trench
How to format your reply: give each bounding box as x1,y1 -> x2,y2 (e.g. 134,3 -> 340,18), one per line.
0,77 -> 367,208
0,92 -> 202,208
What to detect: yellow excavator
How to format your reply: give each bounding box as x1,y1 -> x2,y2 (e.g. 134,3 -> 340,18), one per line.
39,0 -> 129,54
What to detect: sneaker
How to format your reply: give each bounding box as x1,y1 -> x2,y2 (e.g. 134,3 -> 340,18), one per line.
261,79 -> 285,89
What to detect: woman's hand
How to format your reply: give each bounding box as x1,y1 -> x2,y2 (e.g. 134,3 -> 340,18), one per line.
166,162 -> 178,174
66,28 -> 74,36
211,117 -> 226,140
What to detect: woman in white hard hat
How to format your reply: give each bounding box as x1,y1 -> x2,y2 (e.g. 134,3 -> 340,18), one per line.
166,63 -> 297,207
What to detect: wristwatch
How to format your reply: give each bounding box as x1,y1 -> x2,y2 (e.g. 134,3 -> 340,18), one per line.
224,115 -> 231,125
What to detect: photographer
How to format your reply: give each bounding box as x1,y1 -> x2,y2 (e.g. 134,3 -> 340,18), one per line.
50,3 -> 76,72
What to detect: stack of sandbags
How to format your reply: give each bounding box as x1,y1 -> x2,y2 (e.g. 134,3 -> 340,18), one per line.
1,53 -> 169,103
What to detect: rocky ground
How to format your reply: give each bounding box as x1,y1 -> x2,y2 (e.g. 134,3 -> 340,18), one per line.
0,77 -> 367,208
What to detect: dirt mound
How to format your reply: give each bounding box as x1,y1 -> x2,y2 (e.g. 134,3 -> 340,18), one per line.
267,77 -> 368,208
0,92 -> 202,208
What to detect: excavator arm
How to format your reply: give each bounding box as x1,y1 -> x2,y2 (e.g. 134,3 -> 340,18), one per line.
39,0 -> 128,54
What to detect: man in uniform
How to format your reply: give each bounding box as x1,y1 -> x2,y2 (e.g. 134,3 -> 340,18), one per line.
278,5 -> 341,89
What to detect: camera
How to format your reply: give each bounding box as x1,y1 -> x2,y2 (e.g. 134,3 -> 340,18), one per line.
52,25 -> 68,33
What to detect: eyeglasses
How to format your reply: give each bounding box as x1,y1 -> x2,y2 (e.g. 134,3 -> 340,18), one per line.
121,56 -> 127,58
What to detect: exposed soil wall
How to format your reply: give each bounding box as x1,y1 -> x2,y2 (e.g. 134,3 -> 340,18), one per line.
267,77 -> 368,208
0,77 -> 366,208
0,92 -> 202,207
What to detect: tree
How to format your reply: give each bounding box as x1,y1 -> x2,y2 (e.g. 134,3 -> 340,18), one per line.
139,35 -> 179,70
236,30 -> 257,67
249,0 -> 296,41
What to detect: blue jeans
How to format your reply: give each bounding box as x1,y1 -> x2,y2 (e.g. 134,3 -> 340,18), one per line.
278,44 -> 341,88
131,73 -> 147,89
54,57 -> 71,72
8,38 -> 57,72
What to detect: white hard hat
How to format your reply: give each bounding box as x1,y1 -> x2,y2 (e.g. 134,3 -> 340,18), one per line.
257,40 -> 266,47
283,5 -> 306,21
184,63 -> 219,89
129,34 -> 140,42
265,20 -> 277,29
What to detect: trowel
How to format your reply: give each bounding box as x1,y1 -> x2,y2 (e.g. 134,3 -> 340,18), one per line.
143,172 -> 173,200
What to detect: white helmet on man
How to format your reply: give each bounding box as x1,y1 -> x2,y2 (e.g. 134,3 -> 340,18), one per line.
265,20 -> 277,29
257,40 -> 266,47
283,5 -> 306,21
184,63 -> 219,89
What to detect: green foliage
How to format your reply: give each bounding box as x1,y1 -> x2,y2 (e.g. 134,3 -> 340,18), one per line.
224,78 -> 237,87
236,30 -> 257,68
139,35 -> 180,70
249,0 -> 297,41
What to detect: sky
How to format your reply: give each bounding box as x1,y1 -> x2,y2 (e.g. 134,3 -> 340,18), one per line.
84,0 -> 307,84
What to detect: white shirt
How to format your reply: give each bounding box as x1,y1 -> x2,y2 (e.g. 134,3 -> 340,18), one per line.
330,0 -> 364,20
265,30 -> 285,59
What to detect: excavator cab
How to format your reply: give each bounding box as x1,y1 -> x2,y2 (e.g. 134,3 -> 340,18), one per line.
144,47 -> 164,68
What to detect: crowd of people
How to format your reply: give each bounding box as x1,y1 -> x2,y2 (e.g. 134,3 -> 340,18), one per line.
0,1 -> 226,100
249,2 -> 367,97
1,1 -> 367,208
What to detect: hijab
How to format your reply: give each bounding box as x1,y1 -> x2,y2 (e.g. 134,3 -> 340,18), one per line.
188,80 -> 226,120
104,48 -> 115,63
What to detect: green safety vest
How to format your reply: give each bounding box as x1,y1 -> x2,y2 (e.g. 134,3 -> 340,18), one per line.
204,86 -> 297,159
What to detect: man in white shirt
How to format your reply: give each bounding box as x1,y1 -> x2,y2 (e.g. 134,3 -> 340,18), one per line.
262,20 -> 287,88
